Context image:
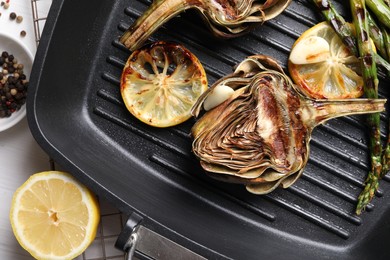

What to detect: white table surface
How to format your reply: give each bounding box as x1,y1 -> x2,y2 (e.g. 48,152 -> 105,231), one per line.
0,1 -> 125,259
0,1 -> 51,259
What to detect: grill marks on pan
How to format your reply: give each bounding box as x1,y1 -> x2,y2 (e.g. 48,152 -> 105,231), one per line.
92,0 -> 390,239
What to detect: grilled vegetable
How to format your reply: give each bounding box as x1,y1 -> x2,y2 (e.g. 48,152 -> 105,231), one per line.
191,55 -> 386,194
366,0 -> 390,29
367,10 -> 388,60
120,0 -> 292,51
351,0 -> 383,215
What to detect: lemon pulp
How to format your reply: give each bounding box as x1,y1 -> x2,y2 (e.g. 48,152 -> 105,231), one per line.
10,171 -> 100,260
121,41 -> 208,127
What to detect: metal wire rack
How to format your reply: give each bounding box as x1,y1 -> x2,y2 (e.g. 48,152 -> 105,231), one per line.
30,0 -> 49,45
30,1 -> 126,259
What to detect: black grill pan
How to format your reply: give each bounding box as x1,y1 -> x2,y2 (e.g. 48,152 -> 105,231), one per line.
27,0 -> 390,259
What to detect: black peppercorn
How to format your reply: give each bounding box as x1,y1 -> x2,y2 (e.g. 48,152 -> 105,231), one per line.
16,82 -> 23,91
9,12 -> 16,20
15,93 -> 23,100
5,92 -> 12,100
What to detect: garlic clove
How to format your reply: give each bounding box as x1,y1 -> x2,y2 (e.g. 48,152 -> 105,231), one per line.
203,84 -> 235,111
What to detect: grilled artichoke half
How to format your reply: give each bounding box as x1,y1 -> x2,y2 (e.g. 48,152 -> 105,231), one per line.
120,0 -> 292,51
191,55 -> 386,194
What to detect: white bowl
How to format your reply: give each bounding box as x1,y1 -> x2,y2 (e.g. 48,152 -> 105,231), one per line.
0,32 -> 34,132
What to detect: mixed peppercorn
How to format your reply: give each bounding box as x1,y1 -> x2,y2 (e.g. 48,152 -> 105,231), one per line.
1,0 -> 26,37
0,51 -> 28,118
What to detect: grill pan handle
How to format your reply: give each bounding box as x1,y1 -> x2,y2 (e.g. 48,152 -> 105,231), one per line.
115,212 -> 143,259
115,212 -> 207,259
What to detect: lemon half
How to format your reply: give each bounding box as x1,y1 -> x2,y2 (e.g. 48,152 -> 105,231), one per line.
10,171 -> 100,260
121,41 -> 208,127
288,22 -> 364,99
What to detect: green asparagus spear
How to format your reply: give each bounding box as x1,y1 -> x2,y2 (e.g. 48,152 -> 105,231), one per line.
367,11 -> 388,60
366,0 -> 390,29
374,22 -> 390,73
350,0 -> 383,215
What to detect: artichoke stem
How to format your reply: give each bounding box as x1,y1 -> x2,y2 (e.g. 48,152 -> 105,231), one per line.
303,98 -> 386,127
120,0 -> 192,51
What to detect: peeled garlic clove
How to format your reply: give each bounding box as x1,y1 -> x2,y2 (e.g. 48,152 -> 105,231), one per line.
289,36 -> 330,64
203,84 -> 235,111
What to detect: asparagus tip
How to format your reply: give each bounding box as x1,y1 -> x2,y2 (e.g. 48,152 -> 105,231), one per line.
356,173 -> 379,215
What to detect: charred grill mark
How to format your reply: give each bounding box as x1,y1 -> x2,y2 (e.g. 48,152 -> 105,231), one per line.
257,79 -> 289,165
365,75 -> 376,90
362,54 -> 373,67
136,88 -> 150,95
355,6 -> 365,21
355,7 -> 369,43
286,83 -> 307,156
361,29 -> 368,42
